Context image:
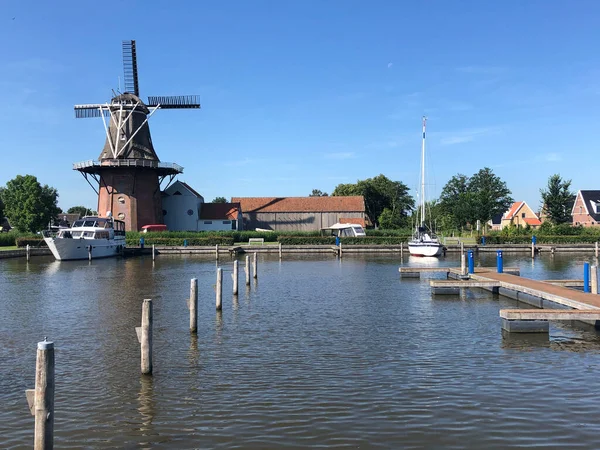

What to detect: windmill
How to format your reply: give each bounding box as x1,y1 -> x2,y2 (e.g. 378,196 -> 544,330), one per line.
73,40 -> 200,231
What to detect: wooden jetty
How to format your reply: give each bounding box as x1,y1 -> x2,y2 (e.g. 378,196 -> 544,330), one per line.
400,265 -> 600,334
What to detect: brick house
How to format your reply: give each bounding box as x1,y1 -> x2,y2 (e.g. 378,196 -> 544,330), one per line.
501,201 -> 541,229
572,190 -> 600,227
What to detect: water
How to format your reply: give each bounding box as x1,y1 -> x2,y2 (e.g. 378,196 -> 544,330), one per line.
2,252 -> 600,449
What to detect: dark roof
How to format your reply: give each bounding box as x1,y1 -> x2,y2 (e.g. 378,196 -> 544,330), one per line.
179,181 -> 203,199
576,190 -> 600,221
231,196 -> 365,213
490,213 -> 503,225
200,203 -> 241,220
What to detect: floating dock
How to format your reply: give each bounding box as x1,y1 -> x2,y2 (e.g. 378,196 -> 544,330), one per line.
400,266 -> 600,334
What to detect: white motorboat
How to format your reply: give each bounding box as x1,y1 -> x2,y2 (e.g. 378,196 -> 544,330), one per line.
408,117 -> 444,257
43,216 -> 126,261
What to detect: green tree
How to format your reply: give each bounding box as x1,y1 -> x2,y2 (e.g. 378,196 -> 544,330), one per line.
439,168 -> 512,229
469,167 -> 513,223
540,174 -> 574,224
0,195 -> 4,220
212,197 -> 227,203
67,206 -> 95,217
309,189 -> 329,197
0,175 -> 61,232
439,174 -> 474,228
332,174 -> 414,228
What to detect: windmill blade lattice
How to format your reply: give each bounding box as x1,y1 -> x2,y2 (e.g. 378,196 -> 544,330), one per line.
122,40 -> 140,96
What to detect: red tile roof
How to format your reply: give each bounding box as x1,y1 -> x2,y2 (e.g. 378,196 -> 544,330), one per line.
504,201 -> 524,220
523,217 -> 542,226
200,203 -> 240,220
339,217 -> 366,228
231,196 -> 365,213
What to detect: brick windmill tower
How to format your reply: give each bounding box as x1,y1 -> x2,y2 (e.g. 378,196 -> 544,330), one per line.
73,40 -> 200,231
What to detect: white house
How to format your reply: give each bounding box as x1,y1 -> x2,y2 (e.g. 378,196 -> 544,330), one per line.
162,180 -> 242,231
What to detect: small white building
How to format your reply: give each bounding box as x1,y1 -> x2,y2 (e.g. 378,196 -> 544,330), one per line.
162,181 -> 242,231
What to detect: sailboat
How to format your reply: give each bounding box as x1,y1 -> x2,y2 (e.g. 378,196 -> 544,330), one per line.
408,117 -> 444,257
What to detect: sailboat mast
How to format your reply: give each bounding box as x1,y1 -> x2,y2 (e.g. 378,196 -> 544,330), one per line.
421,116 -> 427,227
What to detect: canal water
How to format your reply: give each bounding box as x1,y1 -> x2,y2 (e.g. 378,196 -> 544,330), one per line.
2,252 -> 600,449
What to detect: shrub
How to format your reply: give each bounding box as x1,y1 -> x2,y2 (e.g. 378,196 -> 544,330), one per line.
16,238 -> 47,248
125,236 -> 235,246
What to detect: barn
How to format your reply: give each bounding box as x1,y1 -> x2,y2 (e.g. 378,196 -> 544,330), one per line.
231,196 -> 366,232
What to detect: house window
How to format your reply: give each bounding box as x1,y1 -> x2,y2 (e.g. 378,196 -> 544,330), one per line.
521,213 -> 525,218
222,220 -> 231,224
187,209 -> 194,216
204,221 -> 212,224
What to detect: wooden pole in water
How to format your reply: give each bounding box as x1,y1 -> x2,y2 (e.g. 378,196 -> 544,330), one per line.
26,244 -> 30,262
592,266 -> 598,295
245,255 -> 250,286
400,242 -> 403,258
460,241 -> 464,256
215,244 -> 219,260
339,242 -> 343,259
216,268 -> 223,310
190,278 -> 198,333
461,253 -> 466,276
25,339 -> 55,450
135,299 -> 153,375
88,245 -> 92,261
279,242 -> 282,260
596,241 -> 599,259
152,244 -> 155,261
253,252 -> 258,279
232,260 -> 239,295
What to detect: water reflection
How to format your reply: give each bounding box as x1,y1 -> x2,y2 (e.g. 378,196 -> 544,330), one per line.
137,375 -> 156,435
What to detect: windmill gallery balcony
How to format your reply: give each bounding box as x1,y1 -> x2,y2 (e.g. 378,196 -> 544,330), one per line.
73,159 -> 183,176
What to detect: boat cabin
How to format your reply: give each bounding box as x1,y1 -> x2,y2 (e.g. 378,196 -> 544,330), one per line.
321,223 -> 366,238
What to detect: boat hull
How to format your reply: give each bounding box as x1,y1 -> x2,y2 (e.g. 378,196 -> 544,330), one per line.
44,237 -> 125,261
408,241 -> 444,257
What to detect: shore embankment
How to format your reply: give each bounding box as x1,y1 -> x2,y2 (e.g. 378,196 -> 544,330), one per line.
2,243 -> 598,259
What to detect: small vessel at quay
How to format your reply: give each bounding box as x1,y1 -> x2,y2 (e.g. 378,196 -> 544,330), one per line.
408,117 -> 444,257
43,215 -> 126,261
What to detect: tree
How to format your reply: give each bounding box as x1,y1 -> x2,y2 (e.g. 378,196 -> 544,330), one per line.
212,197 -> 227,203
439,174 -> 474,228
540,174 -> 574,224
469,167 -> 513,223
332,174 -> 414,228
67,206 -> 95,217
0,175 -> 61,232
0,195 -> 4,220
439,168 -> 513,229
309,189 -> 329,197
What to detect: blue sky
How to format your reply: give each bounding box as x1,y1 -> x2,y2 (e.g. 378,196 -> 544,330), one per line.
1,1 -> 599,212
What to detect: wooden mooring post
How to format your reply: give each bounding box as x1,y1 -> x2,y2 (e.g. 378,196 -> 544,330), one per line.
152,244 -> 155,261
216,268 -> 223,310
592,265 -> 598,295
189,278 -> 198,333
26,244 -> 31,262
339,242 -> 343,258
400,242 -> 403,258
245,255 -> 250,286
531,242 -> 535,259
135,299 -> 153,375
215,244 -> 219,260
253,252 -> 258,279
596,241 -> 599,259
279,242 -> 282,260
88,245 -> 92,261
460,253 -> 467,276
25,339 -> 55,450
232,260 -> 239,295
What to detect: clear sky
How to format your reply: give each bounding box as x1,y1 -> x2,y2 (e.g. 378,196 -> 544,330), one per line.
1,1 -> 599,212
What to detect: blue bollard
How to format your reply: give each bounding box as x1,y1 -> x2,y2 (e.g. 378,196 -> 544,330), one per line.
335,236 -> 340,247
584,262 -> 590,293
184,239 -> 188,248
481,236 -> 486,246
497,250 -> 503,273
468,250 -> 474,274
532,235 -> 537,245
140,237 -> 145,249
